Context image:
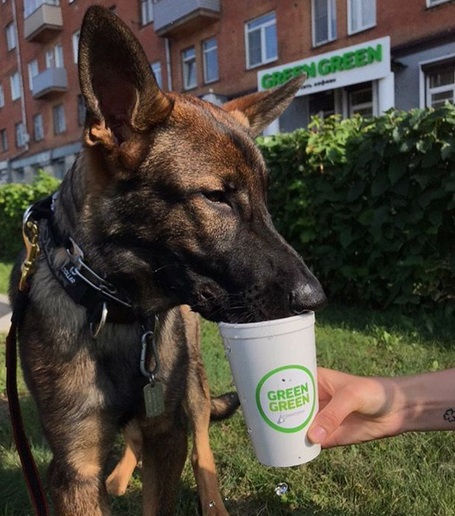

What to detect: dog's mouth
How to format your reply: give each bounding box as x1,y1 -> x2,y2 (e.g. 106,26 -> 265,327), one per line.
186,281 -> 326,324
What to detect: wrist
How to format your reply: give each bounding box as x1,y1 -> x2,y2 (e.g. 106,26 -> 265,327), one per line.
389,370 -> 455,434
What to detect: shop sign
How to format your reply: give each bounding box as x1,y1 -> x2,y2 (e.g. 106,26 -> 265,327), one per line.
258,37 -> 390,95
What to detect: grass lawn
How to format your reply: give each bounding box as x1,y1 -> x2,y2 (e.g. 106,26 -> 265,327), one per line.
0,262 -> 12,295
1,261 -> 454,515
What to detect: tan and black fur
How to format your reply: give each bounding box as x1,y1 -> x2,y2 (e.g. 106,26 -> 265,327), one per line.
10,6 -> 326,516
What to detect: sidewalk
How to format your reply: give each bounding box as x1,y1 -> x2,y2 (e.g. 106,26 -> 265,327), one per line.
0,293 -> 11,333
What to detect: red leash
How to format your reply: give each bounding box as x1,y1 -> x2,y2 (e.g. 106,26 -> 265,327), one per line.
6,294 -> 50,515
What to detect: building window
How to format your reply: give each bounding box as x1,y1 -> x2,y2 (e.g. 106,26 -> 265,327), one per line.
77,94 -> 85,126
348,0 -> 376,34
0,129 -> 7,152
309,90 -> 336,119
10,72 -> 21,101
46,44 -> 64,69
151,61 -> 163,88
26,0 -> 60,17
182,47 -> 197,90
15,122 -> 27,148
348,83 -> 374,117
312,0 -> 337,46
28,59 -> 39,91
427,0 -> 450,6
53,104 -> 66,134
6,22 -> 16,51
203,38 -> 219,84
245,12 -> 277,69
426,66 -> 455,108
24,0 -> 60,19
33,114 -> 44,141
72,31 -> 80,64
141,0 -> 153,25
0,85 -> 4,107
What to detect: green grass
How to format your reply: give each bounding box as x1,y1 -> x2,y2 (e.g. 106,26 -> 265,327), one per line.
0,262 -> 12,295
1,259 -> 454,515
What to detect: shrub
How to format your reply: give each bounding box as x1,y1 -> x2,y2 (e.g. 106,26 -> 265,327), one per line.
258,105 -> 455,312
0,171 -> 60,261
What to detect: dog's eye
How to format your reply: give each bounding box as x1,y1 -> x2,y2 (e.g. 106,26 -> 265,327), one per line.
203,190 -> 229,206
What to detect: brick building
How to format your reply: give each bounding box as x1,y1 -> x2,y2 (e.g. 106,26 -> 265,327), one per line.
0,0 -> 454,182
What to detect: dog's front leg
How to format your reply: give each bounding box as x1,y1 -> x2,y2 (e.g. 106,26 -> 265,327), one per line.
186,374 -> 229,516
141,421 -> 188,516
47,416 -> 116,516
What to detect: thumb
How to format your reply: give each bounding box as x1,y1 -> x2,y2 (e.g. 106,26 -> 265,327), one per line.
308,394 -> 360,445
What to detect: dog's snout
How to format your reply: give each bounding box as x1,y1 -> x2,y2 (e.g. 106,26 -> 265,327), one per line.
290,281 -> 327,314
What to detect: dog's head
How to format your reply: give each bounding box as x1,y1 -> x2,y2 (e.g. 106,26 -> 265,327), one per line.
74,6 -> 326,323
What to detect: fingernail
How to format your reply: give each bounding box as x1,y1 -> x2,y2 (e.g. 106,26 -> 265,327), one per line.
308,426 -> 327,444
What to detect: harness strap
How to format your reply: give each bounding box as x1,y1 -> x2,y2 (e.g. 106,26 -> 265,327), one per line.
5,291 -> 50,516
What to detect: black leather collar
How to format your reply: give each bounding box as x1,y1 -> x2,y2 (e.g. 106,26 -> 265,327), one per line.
28,195 -> 139,332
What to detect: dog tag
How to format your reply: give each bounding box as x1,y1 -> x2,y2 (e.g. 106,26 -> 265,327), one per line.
143,381 -> 165,418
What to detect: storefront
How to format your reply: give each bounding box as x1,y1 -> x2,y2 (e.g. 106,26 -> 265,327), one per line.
258,37 -> 393,133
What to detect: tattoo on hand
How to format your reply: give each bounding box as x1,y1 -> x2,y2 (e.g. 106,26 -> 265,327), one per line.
443,409 -> 455,423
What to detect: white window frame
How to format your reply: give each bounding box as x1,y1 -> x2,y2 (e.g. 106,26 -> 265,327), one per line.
151,61 -> 163,89
348,0 -> 376,35
15,121 -> 26,148
72,31 -> 80,64
419,54 -> 455,108
426,0 -> 450,7
53,104 -> 66,134
182,47 -> 197,90
10,72 -> 21,101
6,21 -> 16,51
203,38 -> 219,84
46,44 -> 64,69
141,0 -> 153,25
425,68 -> 455,108
348,86 -> 374,117
24,0 -> 60,19
0,85 -> 4,107
245,12 -> 277,70
77,94 -> 85,126
1,129 -> 8,152
33,113 -> 44,141
312,0 -> 337,47
28,59 -> 39,91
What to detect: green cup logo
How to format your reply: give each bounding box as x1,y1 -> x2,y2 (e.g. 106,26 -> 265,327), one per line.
256,365 -> 316,433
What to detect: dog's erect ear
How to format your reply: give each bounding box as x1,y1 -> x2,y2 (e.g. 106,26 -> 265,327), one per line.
223,76 -> 305,137
78,6 -> 173,149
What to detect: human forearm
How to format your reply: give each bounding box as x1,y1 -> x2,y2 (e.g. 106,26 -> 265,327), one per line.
389,369 -> 455,434
308,367 -> 455,448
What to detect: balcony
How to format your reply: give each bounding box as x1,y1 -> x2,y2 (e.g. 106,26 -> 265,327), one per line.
24,3 -> 63,43
32,67 -> 68,99
154,0 -> 221,37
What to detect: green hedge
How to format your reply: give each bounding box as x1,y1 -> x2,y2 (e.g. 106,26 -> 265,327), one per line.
0,171 -> 60,261
258,105 -> 455,312
1,107 -> 454,312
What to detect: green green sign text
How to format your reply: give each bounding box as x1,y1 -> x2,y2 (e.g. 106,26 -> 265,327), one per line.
261,44 -> 383,89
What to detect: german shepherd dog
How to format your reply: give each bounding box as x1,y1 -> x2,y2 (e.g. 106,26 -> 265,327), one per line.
9,5 -> 326,515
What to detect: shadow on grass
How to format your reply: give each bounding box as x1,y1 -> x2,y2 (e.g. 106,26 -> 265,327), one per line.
1,397 -> 339,516
317,302 -> 455,348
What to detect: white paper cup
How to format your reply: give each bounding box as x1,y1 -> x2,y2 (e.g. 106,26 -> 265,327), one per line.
218,312 -> 320,467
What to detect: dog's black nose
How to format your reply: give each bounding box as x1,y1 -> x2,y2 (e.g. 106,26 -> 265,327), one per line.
290,282 -> 327,313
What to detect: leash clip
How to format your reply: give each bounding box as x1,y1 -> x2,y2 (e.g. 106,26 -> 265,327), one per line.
140,329 -> 160,383
19,208 -> 40,292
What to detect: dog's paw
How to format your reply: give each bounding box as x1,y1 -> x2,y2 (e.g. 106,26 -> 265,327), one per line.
105,472 -> 129,496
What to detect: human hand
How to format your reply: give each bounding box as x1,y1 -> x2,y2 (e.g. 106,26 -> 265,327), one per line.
307,367 -> 403,448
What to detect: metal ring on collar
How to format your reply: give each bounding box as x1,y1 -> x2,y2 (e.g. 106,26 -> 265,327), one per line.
90,302 -> 108,338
